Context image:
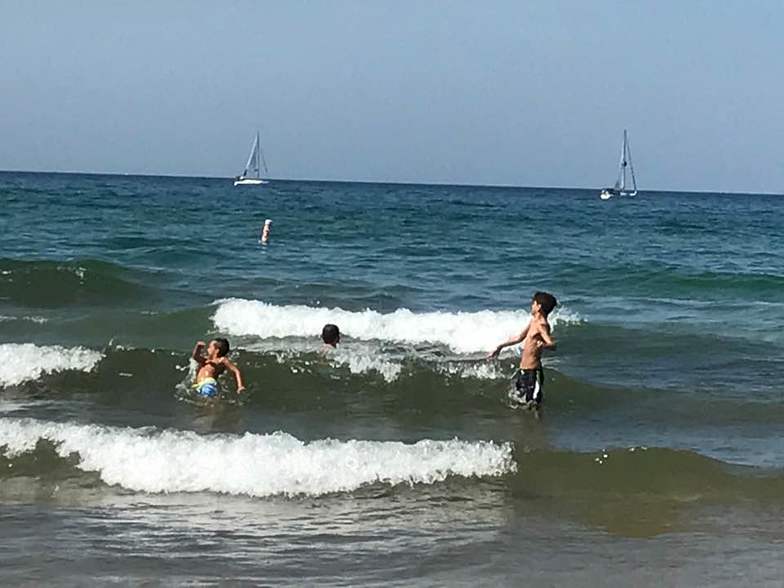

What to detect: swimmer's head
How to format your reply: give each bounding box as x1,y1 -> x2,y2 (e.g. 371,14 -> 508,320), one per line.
531,292 -> 557,317
208,337 -> 230,358
321,324 -> 340,347
264,219 -> 272,226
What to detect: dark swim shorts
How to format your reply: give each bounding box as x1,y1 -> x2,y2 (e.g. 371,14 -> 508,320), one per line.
513,368 -> 544,405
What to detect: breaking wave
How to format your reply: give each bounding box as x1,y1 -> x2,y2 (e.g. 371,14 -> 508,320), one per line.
0,418 -> 516,497
212,299 -> 581,354
0,343 -> 103,387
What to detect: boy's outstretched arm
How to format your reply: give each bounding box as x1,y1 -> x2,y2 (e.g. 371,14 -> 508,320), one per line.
192,341 -> 206,365
223,358 -> 246,393
487,325 -> 529,359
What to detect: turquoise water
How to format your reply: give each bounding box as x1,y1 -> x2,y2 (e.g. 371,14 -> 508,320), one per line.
1,172 -> 783,585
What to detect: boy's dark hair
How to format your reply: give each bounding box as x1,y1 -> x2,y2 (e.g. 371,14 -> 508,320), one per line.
321,324 -> 340,345
212,337 -> 230,357
533,292 -> 558,316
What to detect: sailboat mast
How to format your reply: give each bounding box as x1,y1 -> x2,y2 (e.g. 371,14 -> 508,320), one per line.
626,132 -> 637,193
255,131 -> 260,177
616,131 -> 625,191
622,130 -> 628,191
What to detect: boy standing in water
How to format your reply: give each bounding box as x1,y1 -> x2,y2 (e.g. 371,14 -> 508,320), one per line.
191,338 -> 245,397
488,292 -> 557,407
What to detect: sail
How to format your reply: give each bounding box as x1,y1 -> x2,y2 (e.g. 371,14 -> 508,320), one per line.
242,134 -> 260,178
258,139 -> 269,175
619,130 -> 636,194
624,132 -> 637,194
617,131 -> 627,191
235,131 -> 270,185
602,130 -> 638,197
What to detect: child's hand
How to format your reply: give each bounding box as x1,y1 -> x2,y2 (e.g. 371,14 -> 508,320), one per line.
237,386 -> 246,395
486,348 -> 500,361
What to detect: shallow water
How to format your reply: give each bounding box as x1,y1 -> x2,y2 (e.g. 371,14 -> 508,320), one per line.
1,172 -> 783,585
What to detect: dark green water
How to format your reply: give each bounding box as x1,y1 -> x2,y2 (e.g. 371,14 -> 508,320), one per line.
1,172 -> 783,585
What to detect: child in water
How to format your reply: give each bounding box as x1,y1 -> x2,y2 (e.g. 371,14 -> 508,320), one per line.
321,323 -> 340,352
191,338 -> 245,397
488,291 -> 557,407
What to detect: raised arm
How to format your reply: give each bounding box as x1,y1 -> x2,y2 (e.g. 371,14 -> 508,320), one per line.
487,324 -> 529,359
191,341 -> 206,366
223,358 -> 245,393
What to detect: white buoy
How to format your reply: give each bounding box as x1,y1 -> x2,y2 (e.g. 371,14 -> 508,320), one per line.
261,219 -> 272,244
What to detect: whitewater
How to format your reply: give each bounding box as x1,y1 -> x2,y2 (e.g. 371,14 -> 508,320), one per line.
0,417 -> 515,497
0,343 -> 103,387
212,298 -> 581,354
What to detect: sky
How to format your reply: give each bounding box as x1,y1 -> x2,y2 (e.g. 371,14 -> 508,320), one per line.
0,1 -> 782,193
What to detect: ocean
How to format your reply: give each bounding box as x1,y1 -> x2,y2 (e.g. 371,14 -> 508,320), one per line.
1,171 -> 783,585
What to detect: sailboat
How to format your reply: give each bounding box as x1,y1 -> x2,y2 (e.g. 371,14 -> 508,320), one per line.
600,129 -> 637,200
234,131 -> 269,186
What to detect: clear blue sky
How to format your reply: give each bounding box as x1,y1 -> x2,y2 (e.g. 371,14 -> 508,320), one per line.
1,1 -> 782,192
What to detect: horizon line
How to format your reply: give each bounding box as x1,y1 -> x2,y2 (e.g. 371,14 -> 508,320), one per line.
0,168 -> 781,197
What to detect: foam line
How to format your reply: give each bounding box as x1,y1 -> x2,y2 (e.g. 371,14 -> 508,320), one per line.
0,344 -> 103,387
213,299 -> 580,354
0,418 -> 516,497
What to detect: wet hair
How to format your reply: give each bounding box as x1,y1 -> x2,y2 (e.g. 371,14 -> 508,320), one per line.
532,291 -> 558,316
211,337 -> 230,357
321,324 -> 340,345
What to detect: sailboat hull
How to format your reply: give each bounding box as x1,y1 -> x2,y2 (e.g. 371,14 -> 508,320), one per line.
234,178 -> 268,186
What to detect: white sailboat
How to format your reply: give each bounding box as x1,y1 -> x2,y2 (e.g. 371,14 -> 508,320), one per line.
600,129 -> 637,200
234,131 -> 269,186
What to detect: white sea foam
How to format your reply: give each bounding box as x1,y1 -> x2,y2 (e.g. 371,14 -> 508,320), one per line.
0,315 -> 48,324
330,348 -> 403,382
0,400 -> 49,415
437,361 -> 508,380
0,344 -> 103,387
213,299 -> 581,354
239,339 -> 513,383
241,340 -> 405,382
0,418 -> 516,497
327,356 -> 510,382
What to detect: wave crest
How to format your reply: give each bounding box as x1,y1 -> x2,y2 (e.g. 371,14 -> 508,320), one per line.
0,418 -> 516,497
213,299 -> 581,354
0,344 -> 103,387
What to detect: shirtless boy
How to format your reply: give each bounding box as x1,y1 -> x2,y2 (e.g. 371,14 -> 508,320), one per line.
488,292 -> 557,407
191,338 -> 245,397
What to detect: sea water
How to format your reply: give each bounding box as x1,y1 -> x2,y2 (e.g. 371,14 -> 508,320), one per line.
1,172 -> 783,585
